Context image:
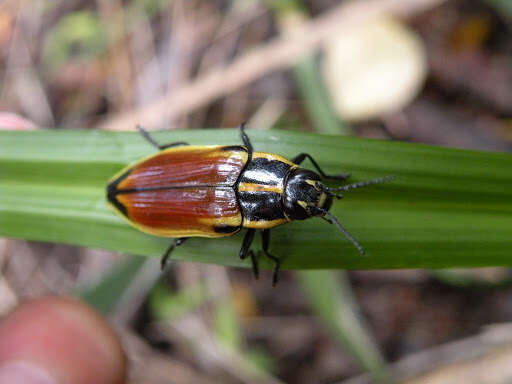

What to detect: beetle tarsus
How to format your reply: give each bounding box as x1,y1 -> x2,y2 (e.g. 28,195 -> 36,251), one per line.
160,141 -> 190,150
239,122 -> 253,159
136,124 -> 189,150
291,153 -> 351,181
161,237 -> 188,270
333,173 -> 352,181
248,250 -> 259,279
269,255 -> 281,287
261,229 -> 281,286
239,229 -> 259,279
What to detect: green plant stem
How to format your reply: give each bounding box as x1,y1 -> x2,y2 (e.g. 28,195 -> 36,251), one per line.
292,56 -> 351,135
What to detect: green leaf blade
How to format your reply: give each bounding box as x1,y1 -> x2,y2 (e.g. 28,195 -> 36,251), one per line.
1,129 -> 512,270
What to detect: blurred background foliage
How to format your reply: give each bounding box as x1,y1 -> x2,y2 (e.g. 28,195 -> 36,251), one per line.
1,0 -> 512,383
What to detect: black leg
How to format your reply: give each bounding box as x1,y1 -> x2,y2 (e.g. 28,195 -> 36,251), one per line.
161,237 -> 188,270
248,250 -> 259,280
261,229 -> 280,287
137,125 -> 189,150
239,229 -> 255,259
238,122 -> 253,160
239,229 -> 258,279
291,153 -> 350,181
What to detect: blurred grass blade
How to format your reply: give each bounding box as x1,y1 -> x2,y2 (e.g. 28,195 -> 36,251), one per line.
299,271 -> 394,383
485,0 -> 512,17
150,283 -> 281,383
214,298 -> 242,350
1,129 -> 512,270
78,254 -> 146,315
271,0 -> 350,135
150,282 -> 210,321
292,56 -> 350,135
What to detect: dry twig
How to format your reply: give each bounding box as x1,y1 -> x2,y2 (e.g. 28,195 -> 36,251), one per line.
99,0 -> 446,131
340,323 -> 512,384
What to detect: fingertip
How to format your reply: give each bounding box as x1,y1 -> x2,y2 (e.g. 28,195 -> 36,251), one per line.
0,361 -> 57,384
0,296 -> 126,384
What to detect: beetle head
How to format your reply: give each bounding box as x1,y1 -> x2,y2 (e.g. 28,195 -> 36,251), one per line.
283,168 -> 332,220
284,171 -> 395,256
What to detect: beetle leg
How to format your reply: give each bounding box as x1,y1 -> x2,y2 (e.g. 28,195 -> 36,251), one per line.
248,250 -> 259,279
291,153 -> 351,181
137,125 -> 189,150
238,122 -> 253,159
239,229 -> 255,259
161,237 -> 188,270
239,229 -> 259,280
261,229 -> 281,287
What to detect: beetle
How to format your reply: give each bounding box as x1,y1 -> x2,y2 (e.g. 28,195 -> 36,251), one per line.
107,124 -> 394,285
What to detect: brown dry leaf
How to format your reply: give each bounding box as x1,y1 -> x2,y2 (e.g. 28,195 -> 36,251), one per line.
231,283 -> 259,319
449,15 -> 492,52
405,346 -> 512,384
0,6 -> 13,47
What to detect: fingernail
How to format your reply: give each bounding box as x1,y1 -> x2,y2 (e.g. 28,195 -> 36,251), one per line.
0,361 -> 57,384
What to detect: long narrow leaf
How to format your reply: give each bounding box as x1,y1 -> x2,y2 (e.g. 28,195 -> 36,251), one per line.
299,271 -> 393,384
1,129 -> 512,270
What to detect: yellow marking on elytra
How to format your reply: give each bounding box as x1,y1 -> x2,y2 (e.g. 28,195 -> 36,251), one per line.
159,145 -> 228,155
126,215 -> 241,238
243,218 -> 289,229
198,215 -> 243,227
205,147 -> 248,160
131,225 -> 236,238
238,182 -> 283,194
297,200 -> 308,209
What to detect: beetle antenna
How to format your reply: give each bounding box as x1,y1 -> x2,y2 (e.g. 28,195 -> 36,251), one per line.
315,207 -> 365,255
326,175 -> 395,198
